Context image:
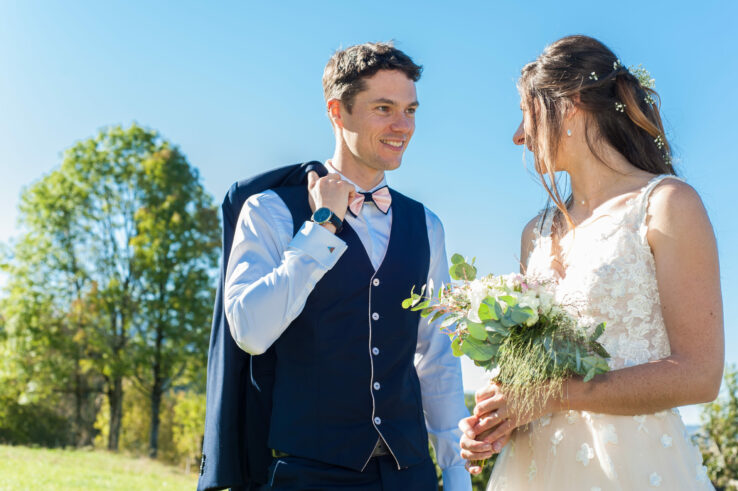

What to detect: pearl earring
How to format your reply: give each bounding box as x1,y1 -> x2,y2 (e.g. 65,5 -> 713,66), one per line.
566,129 -> 572,137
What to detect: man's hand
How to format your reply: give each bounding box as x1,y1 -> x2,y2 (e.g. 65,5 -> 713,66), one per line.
458,382 -> 513,474
307,171 -> 355,224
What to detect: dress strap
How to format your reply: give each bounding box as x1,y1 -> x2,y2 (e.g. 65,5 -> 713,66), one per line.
636,174 -> 686,241
535,207 -> 556,239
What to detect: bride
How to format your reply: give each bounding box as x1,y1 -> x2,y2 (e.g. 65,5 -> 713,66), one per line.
459,35 -> 724,490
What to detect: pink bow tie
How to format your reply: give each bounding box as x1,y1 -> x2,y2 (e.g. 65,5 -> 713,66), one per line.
348,186 -> 392,216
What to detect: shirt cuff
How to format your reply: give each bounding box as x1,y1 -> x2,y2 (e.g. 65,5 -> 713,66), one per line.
288,220 -> 347,269
442,466 -> 473,491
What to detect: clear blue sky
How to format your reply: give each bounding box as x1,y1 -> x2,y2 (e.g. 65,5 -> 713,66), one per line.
1,1 -> 735,424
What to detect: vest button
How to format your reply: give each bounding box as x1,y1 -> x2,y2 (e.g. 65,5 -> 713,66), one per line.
373,382 -> 381,390
372,312 -> 379,321
374,417 -> 382,425
372,347 -> 380,355
372,278 -> 380,287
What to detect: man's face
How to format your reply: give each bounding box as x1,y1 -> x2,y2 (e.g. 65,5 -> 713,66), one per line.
337,69 -> 418,173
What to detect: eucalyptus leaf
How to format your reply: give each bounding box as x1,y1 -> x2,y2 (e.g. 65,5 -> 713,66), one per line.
420,307 -> 434,318
493,301 -> 506,320
440,314 -> 462,328
499,313 -> 516,328
410,300 -> 430,312
498,295 -> 518,307
450,253 -> 465,265
510,306 -> 535,325
484,320 -> 510,337
430,310 -> 446,323
481,297 -> 499,320
451,337 -> 463,357
460,337 -> 498,361
478,303 -> 493,321
401,298 -> 413,309
450,262 -> 477,281
467,322 -> 488,341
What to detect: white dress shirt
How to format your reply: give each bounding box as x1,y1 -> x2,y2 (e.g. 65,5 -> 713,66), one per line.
224,164 -> 471,490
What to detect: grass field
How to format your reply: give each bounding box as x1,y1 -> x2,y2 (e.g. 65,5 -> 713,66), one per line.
0,445 -> 197,490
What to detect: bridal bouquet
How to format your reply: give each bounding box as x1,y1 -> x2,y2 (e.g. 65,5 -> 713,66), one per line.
403,254 -> 610,414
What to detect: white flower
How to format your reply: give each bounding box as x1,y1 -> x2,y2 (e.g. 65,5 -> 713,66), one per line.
538,290 -> 555,313
660,434 -> 673,448
649,472 -> 662,487
576,443 -> 595,466
633,415 -> 648,432
539,414 -> 551,427
467,280 -> 489,322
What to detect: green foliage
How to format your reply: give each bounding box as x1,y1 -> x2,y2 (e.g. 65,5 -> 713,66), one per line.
449,255 -> 477,281
697,365 -> 738,489
0,123 -> 217,457
0,394 -> 71,447
404,255 -> 610,420
93,381 -> 206,471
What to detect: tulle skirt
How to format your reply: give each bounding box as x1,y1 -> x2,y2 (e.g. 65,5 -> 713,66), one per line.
487,409 -> 713,490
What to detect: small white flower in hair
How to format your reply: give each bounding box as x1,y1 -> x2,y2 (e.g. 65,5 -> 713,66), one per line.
589,71 -> 598,81
615,102 -> 627,113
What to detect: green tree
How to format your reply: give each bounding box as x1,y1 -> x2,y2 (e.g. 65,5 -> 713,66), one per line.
1,169 -> 103,446
698,364 -> 738,490
1,124 -> 217,454
130,147 -> 218,457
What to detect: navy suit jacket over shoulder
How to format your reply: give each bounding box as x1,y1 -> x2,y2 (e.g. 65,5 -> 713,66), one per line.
197,161 -> 326,491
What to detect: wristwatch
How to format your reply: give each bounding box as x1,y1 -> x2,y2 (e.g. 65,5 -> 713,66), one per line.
311,207 -> 343,233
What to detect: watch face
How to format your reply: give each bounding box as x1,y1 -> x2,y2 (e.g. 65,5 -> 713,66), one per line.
313,207 -> 331,223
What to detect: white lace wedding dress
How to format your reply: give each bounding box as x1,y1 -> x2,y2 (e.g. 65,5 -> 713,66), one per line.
487,175 -> 713,490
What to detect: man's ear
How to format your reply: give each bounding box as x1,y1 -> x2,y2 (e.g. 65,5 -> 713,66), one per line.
327,99 -> 344,129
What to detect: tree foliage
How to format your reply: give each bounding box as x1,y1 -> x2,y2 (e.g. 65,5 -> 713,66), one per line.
697,364 -> 738,490
0,123 -> 217,458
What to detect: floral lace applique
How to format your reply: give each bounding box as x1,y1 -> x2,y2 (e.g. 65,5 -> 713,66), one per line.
526,176 -> 684,372
550,428 -> 564,455
602,424 -> 618,445
576,443 -> 595,466
650,472 -> 662,487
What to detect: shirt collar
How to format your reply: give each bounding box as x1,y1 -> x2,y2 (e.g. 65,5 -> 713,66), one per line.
325,160 -> 388,194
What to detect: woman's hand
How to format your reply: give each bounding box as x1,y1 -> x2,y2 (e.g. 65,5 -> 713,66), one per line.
459,381 -> 560,474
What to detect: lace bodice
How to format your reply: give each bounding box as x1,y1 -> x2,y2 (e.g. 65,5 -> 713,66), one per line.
526,175 -> 682,370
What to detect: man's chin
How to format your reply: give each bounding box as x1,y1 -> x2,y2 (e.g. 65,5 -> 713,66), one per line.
377,158 -> 403,171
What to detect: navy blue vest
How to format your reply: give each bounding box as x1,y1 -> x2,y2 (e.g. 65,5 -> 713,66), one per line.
269,185 -> 431,471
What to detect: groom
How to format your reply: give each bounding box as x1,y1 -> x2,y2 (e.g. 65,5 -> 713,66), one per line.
222,42 -> 470,490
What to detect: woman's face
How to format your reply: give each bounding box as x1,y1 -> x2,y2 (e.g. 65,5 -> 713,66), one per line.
513,100 -> 546,172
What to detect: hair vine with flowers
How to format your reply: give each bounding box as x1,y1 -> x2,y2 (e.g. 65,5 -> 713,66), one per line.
588,60 -> 673,167
402,254 -> 611,432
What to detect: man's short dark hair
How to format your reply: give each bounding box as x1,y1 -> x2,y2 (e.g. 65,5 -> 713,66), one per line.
322,41 -> 422,113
